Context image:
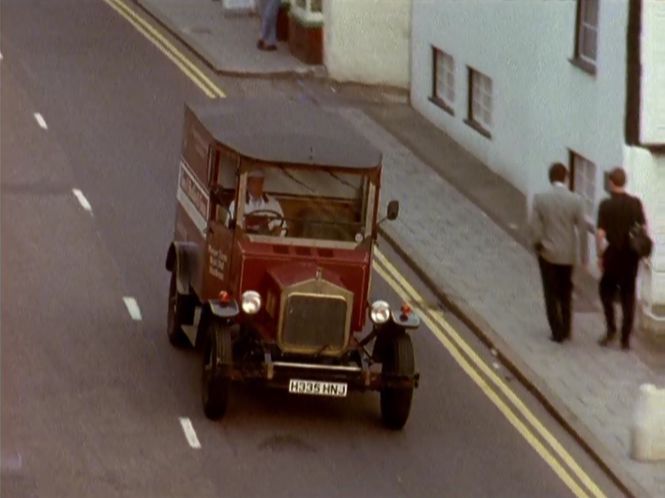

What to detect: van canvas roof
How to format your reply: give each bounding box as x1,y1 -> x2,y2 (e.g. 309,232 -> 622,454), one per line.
187,99 -> 382,169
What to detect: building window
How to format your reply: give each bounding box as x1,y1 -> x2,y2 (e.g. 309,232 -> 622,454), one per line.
573,0 -> 599,73
431,47 -> 455,115
570,151 -> 597,222
295,0 -> 321,11
465,68 -> 492,138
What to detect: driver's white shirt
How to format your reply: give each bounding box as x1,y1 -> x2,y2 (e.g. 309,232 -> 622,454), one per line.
228,194 -> 284,230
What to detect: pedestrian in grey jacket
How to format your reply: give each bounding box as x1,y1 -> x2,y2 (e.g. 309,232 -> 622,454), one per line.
530,163 -> 589,342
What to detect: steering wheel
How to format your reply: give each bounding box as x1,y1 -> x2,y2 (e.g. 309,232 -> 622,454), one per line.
245,209 -> 287,236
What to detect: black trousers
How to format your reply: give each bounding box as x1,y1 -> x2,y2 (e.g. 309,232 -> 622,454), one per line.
599,250 -> 639,343
538,257 -> 573,341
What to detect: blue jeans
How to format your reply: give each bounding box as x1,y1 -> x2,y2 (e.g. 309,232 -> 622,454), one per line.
259,0 -> 280,46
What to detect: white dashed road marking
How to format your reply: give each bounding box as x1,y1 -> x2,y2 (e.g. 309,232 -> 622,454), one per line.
179,417 -> 201,449
122,297 -> 142,321
71,189 -> 93,212
33,112 -> 47,129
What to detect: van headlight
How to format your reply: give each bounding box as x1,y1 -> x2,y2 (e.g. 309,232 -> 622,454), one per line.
370,300 -> 391,324
241,290 -> 262,315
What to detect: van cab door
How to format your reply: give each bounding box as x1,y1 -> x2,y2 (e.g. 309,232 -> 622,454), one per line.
201,146 -> 237,299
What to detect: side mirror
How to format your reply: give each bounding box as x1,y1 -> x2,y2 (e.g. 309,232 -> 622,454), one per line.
387,200 -> 400,221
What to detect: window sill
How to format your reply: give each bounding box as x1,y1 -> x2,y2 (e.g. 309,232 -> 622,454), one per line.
569,57 -> 596,76
464,118 -> 492,139
429,96 -> 455,116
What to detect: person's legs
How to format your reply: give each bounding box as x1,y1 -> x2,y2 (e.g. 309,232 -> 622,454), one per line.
599,263 -> 619,343
557,264 -> 574,339
539,257 -> 562,341
259,0 -> 280,47
618,258 -> 639,349
257,0 -> 268,46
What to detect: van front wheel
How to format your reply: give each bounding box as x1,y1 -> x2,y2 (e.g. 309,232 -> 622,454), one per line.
201,320 -> 233,420
379,333 -> 415,430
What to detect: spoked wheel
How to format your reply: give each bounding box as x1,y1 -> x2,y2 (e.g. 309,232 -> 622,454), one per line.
377,332 -> 415,430
201,319 -> 233,420
166,271 -> 193,348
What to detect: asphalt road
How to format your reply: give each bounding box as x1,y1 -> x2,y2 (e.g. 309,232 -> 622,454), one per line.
1,2 -> 623,497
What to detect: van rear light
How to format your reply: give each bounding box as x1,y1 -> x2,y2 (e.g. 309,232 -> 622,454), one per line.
219,291 -> 231,303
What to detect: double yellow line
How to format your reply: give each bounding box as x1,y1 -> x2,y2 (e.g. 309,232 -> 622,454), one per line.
106,2 -> 605,494
103,0 -> 225,98
373,249 -> 605,498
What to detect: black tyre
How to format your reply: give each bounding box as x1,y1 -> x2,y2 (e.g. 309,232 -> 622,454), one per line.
201,320 -> 233,420
379,333 -> 415,430
167,272 -> 193,348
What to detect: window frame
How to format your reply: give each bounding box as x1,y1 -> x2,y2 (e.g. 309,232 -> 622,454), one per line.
464,67 -> 493,139
570,0 -> 599,75
568,150 -> 597,230
430,46 -> 455,116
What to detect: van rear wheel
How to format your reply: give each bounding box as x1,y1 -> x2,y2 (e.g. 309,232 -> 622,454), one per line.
201,320 -> 233,420
378,333 -> 415,430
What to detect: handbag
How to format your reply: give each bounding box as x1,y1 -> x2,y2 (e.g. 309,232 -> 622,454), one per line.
629,222 -> 653,258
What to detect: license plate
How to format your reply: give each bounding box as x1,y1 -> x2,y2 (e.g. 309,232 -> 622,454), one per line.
288,379 -> 348,398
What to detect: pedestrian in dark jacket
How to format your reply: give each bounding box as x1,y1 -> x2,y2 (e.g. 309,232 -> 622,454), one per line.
530,163 -> 589,343
596,167 -> 647,350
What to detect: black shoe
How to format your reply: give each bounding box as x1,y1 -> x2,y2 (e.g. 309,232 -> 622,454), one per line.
598,334 -> 615,347
549,336 -> 563,343
257,39 -> 265,49
621,340 -> 630,351
259,44 -> 277,51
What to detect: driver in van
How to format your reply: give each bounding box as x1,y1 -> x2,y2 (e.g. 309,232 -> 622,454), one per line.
228,169 -> 286,235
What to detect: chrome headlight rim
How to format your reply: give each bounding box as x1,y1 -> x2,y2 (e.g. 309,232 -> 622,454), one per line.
241,290 -> 262,315
370,300 -> 391,324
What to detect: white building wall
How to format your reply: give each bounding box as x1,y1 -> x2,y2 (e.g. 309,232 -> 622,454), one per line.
323,0 -> 411,88
625,147 -> 665,334
640,0 -> 665,144
628,0 -> 665,335
411,0 -> 628,201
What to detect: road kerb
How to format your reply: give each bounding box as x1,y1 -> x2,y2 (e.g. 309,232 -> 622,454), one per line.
104,0 -> 224,98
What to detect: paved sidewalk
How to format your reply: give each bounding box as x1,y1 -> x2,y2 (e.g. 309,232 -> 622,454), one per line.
136,0 -> 323,76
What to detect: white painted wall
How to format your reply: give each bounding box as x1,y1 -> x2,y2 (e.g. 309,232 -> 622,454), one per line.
634,0 -> 665,334
411,0 -> 628,202
323,0 -> 411,88
625,146 -> 665,333
640,0 -> 665,145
